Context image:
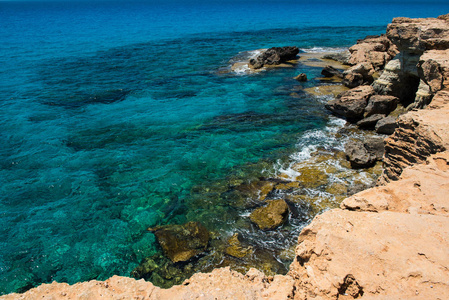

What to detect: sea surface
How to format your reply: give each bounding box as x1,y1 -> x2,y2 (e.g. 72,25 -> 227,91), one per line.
1,0 -> 448,294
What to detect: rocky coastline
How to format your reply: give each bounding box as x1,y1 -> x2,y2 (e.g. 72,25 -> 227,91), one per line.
3,15 -> 449,299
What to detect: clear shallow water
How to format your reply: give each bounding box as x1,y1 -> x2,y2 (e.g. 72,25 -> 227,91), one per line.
1,0 -> 449,294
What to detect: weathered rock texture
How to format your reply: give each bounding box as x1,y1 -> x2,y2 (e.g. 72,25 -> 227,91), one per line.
1,268 -> 295,300
249,199 -> 290,230
290,152 -> 449,298
148,221 -> 210,263
373,14 -> 449,108
348,34 -> 398,71
379,89 -> 449,183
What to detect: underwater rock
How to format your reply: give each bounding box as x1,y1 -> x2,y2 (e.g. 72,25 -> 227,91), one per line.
222,180 -> 275,208
148,221 -> 210,263
249,46 -> 299,69
250,199 -> 289,230
294,165 -> 329,189
225,233 -> 253,258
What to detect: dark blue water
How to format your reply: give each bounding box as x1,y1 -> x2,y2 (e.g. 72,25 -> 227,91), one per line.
1,0 -> 448,294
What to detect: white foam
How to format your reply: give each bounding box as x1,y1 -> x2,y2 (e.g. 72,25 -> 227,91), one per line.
233,63 -> 251,75
230,49 -> 267,75
300,46 -> 348,53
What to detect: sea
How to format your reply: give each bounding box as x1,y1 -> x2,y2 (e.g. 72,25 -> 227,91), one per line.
1,0 -> 448,294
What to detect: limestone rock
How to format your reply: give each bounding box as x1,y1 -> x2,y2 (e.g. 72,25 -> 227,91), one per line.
225,233 -> 253,258
249,199 -> 289,230
325,85 -> 375,122
348,34 -> 398,70
289,208 -> 449,300
379,90 -> 449,184
372,56 -> 421,106
387,15 -> 449,53
149,221 -> 210,263
2,268 -> 295,300
342,151 -> 449,215
345,137 -> 384,169
322,51 -> 351,65
373,14 -> 449,108
342,62 -> 375,88
375,115 -> 398,134
356,113 -> 385,130
249,46 -> 299,69
364,94 -> 399,117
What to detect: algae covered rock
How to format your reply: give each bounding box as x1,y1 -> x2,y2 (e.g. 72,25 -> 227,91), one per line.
225,233 -> 253,258
221,180 -> 275,208
149,221 -> 210,263
249,199 -> 289,230
294,165 -> 328,188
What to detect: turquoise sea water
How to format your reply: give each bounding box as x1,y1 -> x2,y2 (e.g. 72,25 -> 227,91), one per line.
1,0 -> 448,294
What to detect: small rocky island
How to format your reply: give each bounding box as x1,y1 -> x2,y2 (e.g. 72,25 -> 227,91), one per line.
3,15 -> 449,300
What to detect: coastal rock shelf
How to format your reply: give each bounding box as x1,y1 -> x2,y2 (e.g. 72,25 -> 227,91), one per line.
3,15 -> 449,300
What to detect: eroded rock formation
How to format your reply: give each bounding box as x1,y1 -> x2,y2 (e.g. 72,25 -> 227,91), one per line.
373,14 -> 449,108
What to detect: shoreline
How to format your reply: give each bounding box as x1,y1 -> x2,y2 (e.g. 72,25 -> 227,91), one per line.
3,14 -> 449,299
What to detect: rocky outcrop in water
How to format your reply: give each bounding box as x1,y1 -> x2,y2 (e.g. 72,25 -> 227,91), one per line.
148,221 -> 210,263
249,46 -> 300,69
249,199 -> 290,230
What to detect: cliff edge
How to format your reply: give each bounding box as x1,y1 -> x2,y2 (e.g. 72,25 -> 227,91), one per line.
3,15 -> 449,300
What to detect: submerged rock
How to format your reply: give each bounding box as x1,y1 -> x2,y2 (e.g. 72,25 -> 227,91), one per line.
294,166 -> 328,188
250,199 -> 289,230
225,233 -> 253,258
149,221 -> 210,263
222,180 -> 276,208
249,46 -> 299,69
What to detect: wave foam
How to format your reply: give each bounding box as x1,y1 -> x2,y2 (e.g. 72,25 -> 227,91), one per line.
299,46 -> 348,53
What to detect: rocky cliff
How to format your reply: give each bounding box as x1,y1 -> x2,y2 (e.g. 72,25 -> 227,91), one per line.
3,15 -> 449,300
